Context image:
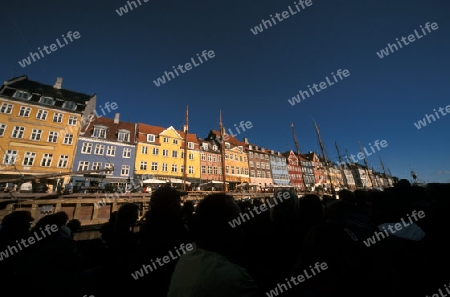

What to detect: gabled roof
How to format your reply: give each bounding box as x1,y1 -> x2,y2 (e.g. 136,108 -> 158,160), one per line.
0,75 -> 94,112
136,123 -> 199,145
208,130 -> 247,147
83,116 -> 136,143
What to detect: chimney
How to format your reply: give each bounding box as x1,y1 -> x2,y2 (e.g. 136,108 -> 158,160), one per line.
114,113 -> 120,124
243,137 -> 249,144
53,77 -> 63,89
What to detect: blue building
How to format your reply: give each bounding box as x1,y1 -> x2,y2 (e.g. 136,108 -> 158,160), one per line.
269,150 -> 290,186
71,113 -> 137,192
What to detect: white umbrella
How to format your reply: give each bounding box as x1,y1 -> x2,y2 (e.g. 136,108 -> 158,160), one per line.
142,179 -> 166,184
169,178 -> 191,184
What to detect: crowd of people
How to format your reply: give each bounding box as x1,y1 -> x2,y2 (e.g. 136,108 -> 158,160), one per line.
0,180 -> 448,297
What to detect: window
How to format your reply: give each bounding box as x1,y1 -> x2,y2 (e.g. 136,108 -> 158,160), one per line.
77,161 -> 89,171
225,154 -> 228,159
212,145 -> 218,150
207,154 -> 212,162
53,113 -> 63,123
13,90 -> 32,100
236,167 -> 240,174
265,155 -> 269,160
152,147 -> 159,155
171,164 -> 177,173
11,126 -> 25,138
240,156 -> 242,162
201,165 -> 206,174
188,142 -> 194,149
208,166 -> 212,174
81,143 -> 92,154
213,167 -> 218,174
266,172 -> 270,178
0,103 -> 13,114
68,116 -> 77,126
118,130 -> 130,142
36,110 -> 48,120
244,157 -> 247,162
151,162 -> 158,171
189,153 -> 194,160
163,137 -> 168,143
47,131 -> 58,143
147,134 -> 155,142
189,166 -> 194,174
212,155 -> 216,162
40,153 -> 53,167
162,163 -> 168,172
22,152 -> 36,166
63,134 -> 73,145
172,150 -> 178,158
30,129 -> 43,141
140,161 -> 147,170
0,124 -> 6,136
62,101 -> 77,110
122,148 -> 131,158
235,155 -> 238,161
162,149 -> 169,157
94,144 -> 105,155
226,166 -> 229,174
173,139 -> 178,144
249,152 -> 253,158
231,166 -> 235,174
58,155 -> 69,168
93,126 -> 107,138
141,146 -> 148,154
225,142 -> 230,149
249,161 -> 254,168
121,165 -> 130,176
106,146 -> 116,156
18,106 -> 31,117
3,150 -> 17,165
105,163 -> 114,175
180,166 -> 184,173
257,171 -> 261,178
202,143 -> 208,150
181,152 -> 184,159
39,96 -> 55,105
201,153 -> 206,160
250,170 -> 255,177
256,162 -> 260,169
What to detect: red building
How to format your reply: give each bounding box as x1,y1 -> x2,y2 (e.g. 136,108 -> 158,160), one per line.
283,150 -> 304,191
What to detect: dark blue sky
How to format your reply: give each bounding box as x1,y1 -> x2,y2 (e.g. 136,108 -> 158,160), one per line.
1,0 -> 449,182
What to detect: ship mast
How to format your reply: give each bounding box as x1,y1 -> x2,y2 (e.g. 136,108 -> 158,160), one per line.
313,121 -> 335,194
183,105 -> 188,191
291,123 -> 307,194
219,110 -> 227,192
358,140 -> 374,189
335,141 -> 349,189
379,156 -> 387,188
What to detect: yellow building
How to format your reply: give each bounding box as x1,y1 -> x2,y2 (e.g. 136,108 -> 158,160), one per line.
205,130 -> 250,191
135,124 -> 201,187
0,76 -> 96,188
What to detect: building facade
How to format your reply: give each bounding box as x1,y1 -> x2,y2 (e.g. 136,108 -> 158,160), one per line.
0,75 -> 96,189
72,113 -> 136,191
247,142 -> 273,191
198,138 -> 223,189
284,150 -> 304,191
135,124 -> 201,188
269,150 -> 290,186
298,154 -> 315,191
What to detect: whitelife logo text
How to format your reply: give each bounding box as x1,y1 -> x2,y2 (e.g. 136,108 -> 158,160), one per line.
18,31 -> 81,68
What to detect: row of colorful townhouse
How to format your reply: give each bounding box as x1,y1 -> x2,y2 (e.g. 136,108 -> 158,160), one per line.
0,75 -> 393,192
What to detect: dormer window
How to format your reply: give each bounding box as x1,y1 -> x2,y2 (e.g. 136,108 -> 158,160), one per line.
225,142 -> 230,149
202,143 -> 208,150
212,144 -> 218,151
238,146 -> 243,151
93,125 -> 107,138
117,129 -> 130,142
62,101 -> 77,110
146,134 -> 155,142
188,142 -> 194,149
13,90 -> 32,100
39,96 -> 55,105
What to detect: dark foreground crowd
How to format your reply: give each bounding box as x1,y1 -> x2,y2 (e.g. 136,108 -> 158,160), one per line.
0,180 -> 449,297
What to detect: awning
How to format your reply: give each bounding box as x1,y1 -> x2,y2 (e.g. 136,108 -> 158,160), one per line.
169,178 -> 191,184
142,178 -> 167,184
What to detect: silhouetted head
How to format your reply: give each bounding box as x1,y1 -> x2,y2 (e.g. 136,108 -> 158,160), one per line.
299,194 -> 323,221
0,210 -> 34,238
339,189 -> 355,204
53,211 -> 69,226
147,185 -> 183,221
191,193 -> 244,256
117,203 -> 139,228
